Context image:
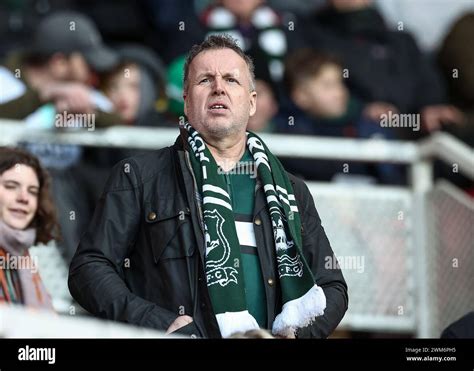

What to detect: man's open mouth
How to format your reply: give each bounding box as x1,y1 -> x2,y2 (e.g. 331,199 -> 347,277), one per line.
208,103 -> 228,110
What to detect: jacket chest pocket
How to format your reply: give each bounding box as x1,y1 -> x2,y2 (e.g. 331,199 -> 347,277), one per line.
144,199 -> 195,263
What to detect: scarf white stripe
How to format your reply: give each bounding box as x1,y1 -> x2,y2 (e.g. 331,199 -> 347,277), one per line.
203,184 -> 230,199
203,196 -> 232,210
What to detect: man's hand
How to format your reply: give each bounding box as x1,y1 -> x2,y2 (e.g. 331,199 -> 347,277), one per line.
40,82 -> 94,114
363,102 -> 399,122
166,315 -> 193,335
421,104 -> 465,132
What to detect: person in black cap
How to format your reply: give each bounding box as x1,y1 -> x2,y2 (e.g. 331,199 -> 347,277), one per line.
0,10 -> 121,125
30,10 -> 118,75
0,11 -> 125,265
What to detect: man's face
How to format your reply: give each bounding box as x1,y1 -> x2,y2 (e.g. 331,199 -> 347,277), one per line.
183,48 -> 257,140
48,52 -> 91,84
68,53 -> 92,84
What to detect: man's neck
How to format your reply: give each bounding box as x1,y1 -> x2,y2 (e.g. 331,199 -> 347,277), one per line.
206,134 -> 247,172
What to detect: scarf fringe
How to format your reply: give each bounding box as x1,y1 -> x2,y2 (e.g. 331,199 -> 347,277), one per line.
216,310 -> 260,338
272,284 -> 326,337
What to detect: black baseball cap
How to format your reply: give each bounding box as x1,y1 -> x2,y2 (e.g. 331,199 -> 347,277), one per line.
30,11 -> 119,72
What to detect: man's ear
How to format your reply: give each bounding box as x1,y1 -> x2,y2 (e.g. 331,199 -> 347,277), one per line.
249,90 -> 257,117
183,91 -> 188,116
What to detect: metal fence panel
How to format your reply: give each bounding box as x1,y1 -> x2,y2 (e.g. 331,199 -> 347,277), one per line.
306,183 -> 416,333
425,181 -> 474,337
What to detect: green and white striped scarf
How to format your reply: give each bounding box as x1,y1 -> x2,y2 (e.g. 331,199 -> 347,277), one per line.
184,123 -> 326,337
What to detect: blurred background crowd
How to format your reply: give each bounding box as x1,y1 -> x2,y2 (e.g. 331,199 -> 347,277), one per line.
0,0 -> 473,337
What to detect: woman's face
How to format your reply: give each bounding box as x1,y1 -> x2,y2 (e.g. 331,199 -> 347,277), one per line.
0,165 -> 39,230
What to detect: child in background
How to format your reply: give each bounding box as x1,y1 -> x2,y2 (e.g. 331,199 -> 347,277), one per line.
103,61 -> 142,124
102,45 -> 168,127
281,49 -> 402,184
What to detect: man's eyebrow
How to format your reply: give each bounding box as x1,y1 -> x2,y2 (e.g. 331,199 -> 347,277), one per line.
196,72 -> 214,80
195,71 -> 240,80
222,72 -> 240,80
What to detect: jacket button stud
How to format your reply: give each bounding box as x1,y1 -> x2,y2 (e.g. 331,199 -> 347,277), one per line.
147,212 -> 157,221
267,278 -> 274,286
254,218 -> 262,226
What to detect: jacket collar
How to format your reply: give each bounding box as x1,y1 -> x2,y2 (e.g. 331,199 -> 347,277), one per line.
173,128 -> 190,152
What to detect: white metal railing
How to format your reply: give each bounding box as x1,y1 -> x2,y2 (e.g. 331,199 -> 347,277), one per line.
1,120 -> 472,180
0,304 -> 175,338
1,120 -> 473,338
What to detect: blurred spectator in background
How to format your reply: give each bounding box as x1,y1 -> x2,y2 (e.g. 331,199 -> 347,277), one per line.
299,0 -> 464,138
90,44 -> 172,170
102,44 -> 169,127
246,78 -> 278,132
201,0 -> 289,84
438,12 -> 474,147
280,48 -> 402,184
0,11 -> 124,264
269,0 -> 325,18
165,55 -> 187,121
0,147 -> 59,310
435,12 -> 474,194
0,10 -> 122,126
0,0 -> 75,58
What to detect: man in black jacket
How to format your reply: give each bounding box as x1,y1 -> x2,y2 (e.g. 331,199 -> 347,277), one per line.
68,35 -> 348,338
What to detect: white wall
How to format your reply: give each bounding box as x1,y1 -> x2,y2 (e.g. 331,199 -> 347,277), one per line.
375,0 -> 474,51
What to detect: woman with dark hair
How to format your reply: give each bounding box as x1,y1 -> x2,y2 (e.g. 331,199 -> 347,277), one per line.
0,147 -> 60,309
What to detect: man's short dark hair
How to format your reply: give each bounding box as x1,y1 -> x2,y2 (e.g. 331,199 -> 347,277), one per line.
284,49 -> 342,94
183,34 -> 256,91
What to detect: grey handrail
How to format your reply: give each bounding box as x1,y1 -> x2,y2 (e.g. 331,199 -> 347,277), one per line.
1,120 -> 472,178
